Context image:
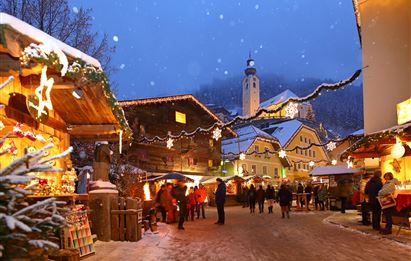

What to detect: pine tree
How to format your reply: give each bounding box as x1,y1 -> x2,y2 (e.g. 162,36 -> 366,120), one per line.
0,133 -> 73,258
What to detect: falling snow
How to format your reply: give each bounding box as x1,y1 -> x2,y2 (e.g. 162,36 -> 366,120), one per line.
72,6 -> 79,14
219,14 -> 224,20
150,81 -> 155,86
113,35 -> 119,42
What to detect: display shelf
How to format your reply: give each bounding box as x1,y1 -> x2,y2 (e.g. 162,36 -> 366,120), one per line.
63,207 -> 95,257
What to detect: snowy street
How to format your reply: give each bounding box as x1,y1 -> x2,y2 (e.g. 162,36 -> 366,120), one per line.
89,206 -> 411,261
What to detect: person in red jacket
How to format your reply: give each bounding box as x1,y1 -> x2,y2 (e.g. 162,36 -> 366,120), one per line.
186,187 -> 197,221
195,184 -> 207,219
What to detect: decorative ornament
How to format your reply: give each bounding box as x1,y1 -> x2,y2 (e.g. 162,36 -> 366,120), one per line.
166,138 -> 174,149
279,150 -> 287,158
239,152 -> 246,161
212,127 -> 222,141
24,130 -> 37,141
285,102 -> 299,119
35,134 -> 47,143
390,159 -> 401,173
8,141 -> 17,154
13,123 -> 24,137
309,161 -> 315,167
326,141 -> 337,152
347,156 -> 353,169
34,66 -> 54,118
391,137 -> 405,159
331,159 -> 337,165
0,120 -> 5,130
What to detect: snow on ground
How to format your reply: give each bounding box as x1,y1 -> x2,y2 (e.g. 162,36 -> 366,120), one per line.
88,206 -> 411,261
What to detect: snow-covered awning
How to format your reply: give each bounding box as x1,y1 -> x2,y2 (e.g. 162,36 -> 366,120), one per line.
202,175 -> 244,184
310,166 -> 362,176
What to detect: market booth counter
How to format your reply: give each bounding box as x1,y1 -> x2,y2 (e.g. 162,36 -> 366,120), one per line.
0,13 -> 131,259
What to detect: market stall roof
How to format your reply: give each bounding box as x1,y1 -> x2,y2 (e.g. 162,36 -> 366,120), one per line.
341,123 -> 411,160
202,175 -> 244,184
151,172 -> 195,182
0,12 -> 132,140
310,166 -> 362,177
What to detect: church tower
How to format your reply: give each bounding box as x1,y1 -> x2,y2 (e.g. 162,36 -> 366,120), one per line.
242,54 -> 260,116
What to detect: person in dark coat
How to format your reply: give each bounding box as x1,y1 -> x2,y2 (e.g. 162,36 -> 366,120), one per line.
313,185 -> 320,210
304,184 -> 312,211
215,178 -> 226,225
266,185 -> 275,214
365,171 -> 383,230
256,185 -> 266,214
278,184 -> 292,218
242,185 -> 249,208
172,182 -> 187,230
247,184 -> 257,214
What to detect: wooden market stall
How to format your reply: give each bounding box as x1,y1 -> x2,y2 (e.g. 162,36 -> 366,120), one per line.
0,13 -> 132,257
202,175 -> 245,206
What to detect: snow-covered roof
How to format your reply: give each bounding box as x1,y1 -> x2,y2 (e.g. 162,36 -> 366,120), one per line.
351,129 -> 364,136
265,119 -> 303,147
221,125 -> 278,155
310,166 -> 362,176
260,89 -> 298,109
0,12 -> 101,68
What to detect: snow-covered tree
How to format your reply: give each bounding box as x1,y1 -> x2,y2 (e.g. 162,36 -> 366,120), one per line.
0,133 -> 73,259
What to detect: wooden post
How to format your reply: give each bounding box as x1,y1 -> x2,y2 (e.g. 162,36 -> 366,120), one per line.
126,198 -> 138,242
119,197 -> 125,241
110,196 -> 119,241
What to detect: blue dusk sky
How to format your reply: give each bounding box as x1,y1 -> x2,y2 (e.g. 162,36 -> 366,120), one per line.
70,0 -> 362,99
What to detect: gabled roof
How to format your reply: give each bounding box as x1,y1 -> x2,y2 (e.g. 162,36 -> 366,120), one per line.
260,89 -> 298,109
262,119 -> 303,147
119,94 -> 236,136
221,125 -> 280,155
310,166 -> 362,176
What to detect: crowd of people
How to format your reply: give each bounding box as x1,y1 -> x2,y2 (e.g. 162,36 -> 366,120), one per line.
154,178 -> 226,230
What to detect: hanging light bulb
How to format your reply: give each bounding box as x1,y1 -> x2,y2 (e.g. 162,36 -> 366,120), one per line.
391,137 -> 405,159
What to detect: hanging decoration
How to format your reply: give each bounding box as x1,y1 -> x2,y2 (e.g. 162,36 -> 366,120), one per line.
278,150 -> 287,158
0,76 -> 14,90
346,156 -> 353,169
239,152 -> 246,161
212,127 -> 222,141
285,102 -> 299,119
331,159 -> 337,165
20,43 -> 133,141
309,161 -> 315,167
391,137 -> 405,159
33,66 -> 55,118
326,141 -> 337,152
166,138 -> 174,149
12,123 -> 24,138
138,69 -> 362,143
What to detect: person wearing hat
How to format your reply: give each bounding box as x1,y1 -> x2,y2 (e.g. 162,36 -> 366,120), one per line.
215,178 -> 226,225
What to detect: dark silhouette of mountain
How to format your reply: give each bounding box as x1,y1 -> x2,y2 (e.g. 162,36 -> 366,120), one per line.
195,74 -> 363,137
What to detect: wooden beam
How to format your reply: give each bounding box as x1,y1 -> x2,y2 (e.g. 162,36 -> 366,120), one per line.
68,124 -> 120,136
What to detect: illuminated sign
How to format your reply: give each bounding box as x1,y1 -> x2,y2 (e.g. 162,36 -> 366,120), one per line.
175,111 -> 186,124
397,98 -> 411,125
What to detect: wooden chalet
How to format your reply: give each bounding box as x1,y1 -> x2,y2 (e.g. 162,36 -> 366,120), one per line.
0,13 -> 131,194
119,94 -> 236,176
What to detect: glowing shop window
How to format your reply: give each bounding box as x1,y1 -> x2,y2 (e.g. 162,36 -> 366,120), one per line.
175,111 -> 186,124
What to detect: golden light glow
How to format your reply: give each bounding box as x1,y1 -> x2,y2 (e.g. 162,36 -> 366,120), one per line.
175,111 -> 186,124
143,182 -> 151,200
397,98 -> 411,125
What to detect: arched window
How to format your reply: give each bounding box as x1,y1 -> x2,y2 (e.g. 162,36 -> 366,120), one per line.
253,82 -> 256,88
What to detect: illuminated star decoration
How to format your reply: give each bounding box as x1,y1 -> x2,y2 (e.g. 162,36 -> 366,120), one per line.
331,159 -> 337,165
212,127 -> 222,141
285,102 -> 299,119
239,152 -> 246,161
35,66 -> 54,118
278,150 -> 287,158
326,141 -> 337,151
309,161 -> 315,167
166,138 -> 174,149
